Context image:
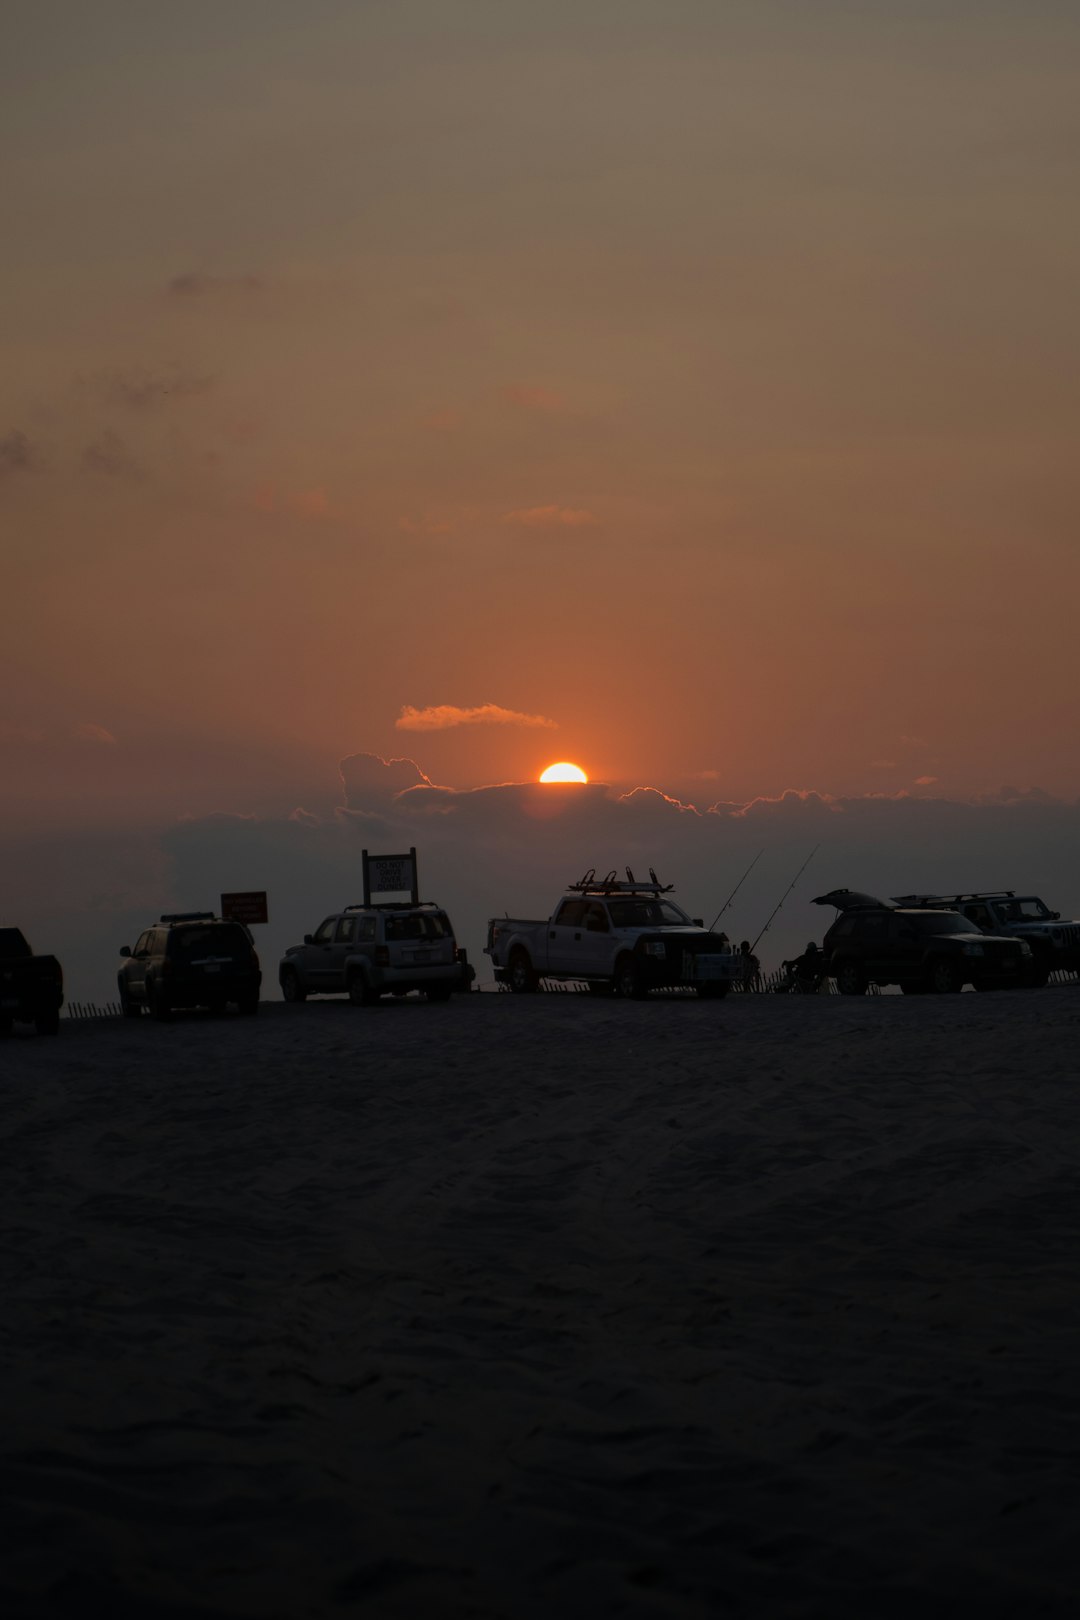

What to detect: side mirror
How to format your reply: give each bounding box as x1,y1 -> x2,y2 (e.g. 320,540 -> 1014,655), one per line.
119,945 -> 132,957
303,934 -> 313,945
1053,911 -> 1061,920
693,918 -> 703,928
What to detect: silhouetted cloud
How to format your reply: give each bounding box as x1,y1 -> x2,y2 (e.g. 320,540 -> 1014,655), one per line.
396,704 -> 558,732
0,429 -> 39,479
82,431 -> 141,480
93,368 -> 215,410
503,505 -> 598,528
167,272 -> 263,297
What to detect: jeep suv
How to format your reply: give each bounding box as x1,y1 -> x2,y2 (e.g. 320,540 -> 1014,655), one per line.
891,891 -> 1080,986
813,890 -> 1031,994
279,903 -> 469,1006
119,913 -> 261,1020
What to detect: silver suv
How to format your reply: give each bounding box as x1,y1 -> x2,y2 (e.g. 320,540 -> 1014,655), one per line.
278,903 -> 468,1006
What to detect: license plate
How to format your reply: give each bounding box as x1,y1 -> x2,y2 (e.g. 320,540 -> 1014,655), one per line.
409,951 -> 431,964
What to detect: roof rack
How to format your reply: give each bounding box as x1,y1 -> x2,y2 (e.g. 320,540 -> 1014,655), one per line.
159,911 -> 217,923
891,891 -> 1016,907
568,866 -> 674,896
343,900 -> 441,913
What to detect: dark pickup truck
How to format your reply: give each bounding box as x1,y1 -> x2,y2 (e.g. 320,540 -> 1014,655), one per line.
0,928 -> 64,1035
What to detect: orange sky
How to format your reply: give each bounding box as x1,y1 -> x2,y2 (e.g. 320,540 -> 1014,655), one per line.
3,0 -> 1080,836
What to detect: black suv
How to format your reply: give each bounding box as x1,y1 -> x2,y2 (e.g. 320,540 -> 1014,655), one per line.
813,890 -> 1031,995
119,913 -> 261,1020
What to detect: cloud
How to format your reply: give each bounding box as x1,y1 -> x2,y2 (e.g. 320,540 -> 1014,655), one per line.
618,786 -> 701,816
92,368 -> 215,410
395,704 -> 558,732
503,505 -> 598,529
0,429 -> 40,480
167,272 -> 263,297
74,723 -> 118,745
501,384 -> 567,413
870,759 -> 898,770
914,775 -> 939,786
83,431 -> 142,480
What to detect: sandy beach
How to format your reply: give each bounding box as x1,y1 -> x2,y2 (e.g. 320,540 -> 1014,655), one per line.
3,987 -> 1080,1617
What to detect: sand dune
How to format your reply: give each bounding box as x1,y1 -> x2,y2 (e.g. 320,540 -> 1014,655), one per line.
3,988 -> 1080,1617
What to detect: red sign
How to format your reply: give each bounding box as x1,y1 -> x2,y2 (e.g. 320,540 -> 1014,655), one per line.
221,891 -> 269,925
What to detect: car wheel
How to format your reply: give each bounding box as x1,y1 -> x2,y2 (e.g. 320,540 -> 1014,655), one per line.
35,1009 -> 61,1036
118,982 -> 142,1018
147,980 -> 172,1022
835,961 -> 867,997
508,950 -> 538,994
280,968 -> 307,1004
928,958 -> 962,994
614,956 -> 646,1000
348,971 -> 379,1007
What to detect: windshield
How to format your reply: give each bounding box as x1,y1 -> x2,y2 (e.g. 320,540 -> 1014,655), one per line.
993,897 -> 1052,922
906,913 -> 973,937
607,898 -> 692,928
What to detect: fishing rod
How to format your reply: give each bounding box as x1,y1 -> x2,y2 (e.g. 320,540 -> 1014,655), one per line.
750,845 -> 819,954
708,848 -> 764,931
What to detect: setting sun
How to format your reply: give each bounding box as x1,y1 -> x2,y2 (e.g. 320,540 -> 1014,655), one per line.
540,762 -> 588,784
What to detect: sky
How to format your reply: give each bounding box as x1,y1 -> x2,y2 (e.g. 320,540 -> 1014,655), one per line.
3,1 -> 1079,997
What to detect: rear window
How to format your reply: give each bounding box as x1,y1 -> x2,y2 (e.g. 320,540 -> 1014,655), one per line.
167,924 -> 252,960
384,912 -> 453,942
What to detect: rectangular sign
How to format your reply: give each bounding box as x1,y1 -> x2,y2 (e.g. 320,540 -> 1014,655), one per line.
220,890 -> 269,925
362,848 -> 419,906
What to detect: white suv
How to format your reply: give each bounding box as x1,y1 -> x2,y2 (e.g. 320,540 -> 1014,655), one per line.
279,904 -> 469,1006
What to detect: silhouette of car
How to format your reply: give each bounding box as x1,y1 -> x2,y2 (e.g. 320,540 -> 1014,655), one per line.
279,903 -> 469,1005
0,928 -> 64,1036
119,913 -> 261,1020
813,890 -> 1031,994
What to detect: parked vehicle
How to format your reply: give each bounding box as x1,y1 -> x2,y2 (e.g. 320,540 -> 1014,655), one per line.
891,891 -> 1080,987
119,913 -> 261,1020
0,928 -> 64,1035
485,869 -> 739,998
813,889 -> 1031,994
279,902 -> 470,1006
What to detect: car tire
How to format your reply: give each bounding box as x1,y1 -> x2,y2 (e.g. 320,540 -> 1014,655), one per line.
348,971 -> 379,1007
928,958 -> 962,994
835,961 -> 867,997
147,980 -> 172,1022
118,983 -> 142,1018
35,1009 -> 61,1036
508,951 -> 538,994
280,968 -> 307,1004
614,956 -> 646,1000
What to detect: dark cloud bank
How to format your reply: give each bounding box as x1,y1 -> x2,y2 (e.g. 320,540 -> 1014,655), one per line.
9,754 -> 1080,1004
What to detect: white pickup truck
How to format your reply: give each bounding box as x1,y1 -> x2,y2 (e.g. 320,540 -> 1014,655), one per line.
484,870 -> 740,999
